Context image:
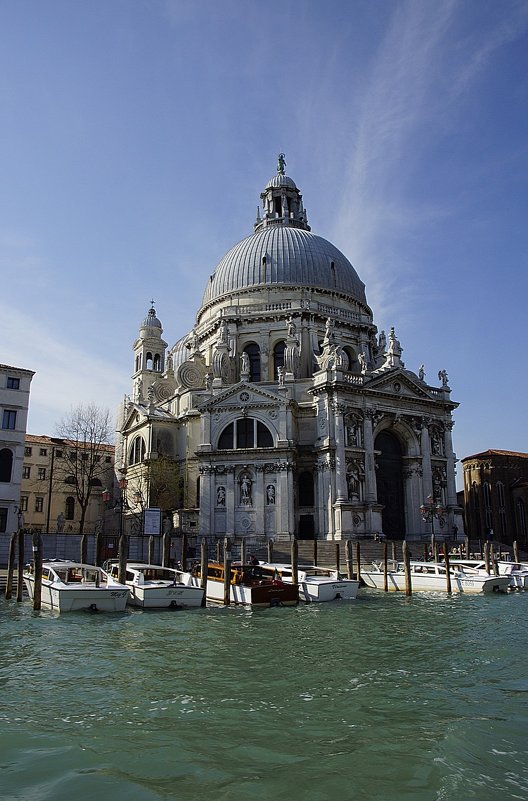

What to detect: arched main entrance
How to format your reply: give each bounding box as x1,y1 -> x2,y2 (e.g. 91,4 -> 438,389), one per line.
375,430 -> 406,538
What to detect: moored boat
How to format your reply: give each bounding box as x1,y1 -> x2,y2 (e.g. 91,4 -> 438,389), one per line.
361,559 -> 510,594
448,558 -> 528,591
23,560 -> 129,612
185,561 -> 299,607
259,562 -> 360,602
104,561 -> 205,608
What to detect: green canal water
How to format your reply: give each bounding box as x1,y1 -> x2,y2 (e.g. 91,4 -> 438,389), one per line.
1,590 -> 527,801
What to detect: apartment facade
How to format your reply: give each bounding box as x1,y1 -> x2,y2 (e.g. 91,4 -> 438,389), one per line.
0,363 -> 35,535
20,434 -> 115,533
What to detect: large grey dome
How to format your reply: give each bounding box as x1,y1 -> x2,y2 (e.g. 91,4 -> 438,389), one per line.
201,225 -> 367,307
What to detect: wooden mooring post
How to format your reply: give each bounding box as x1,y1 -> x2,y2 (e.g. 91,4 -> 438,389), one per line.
267,538 -> 273,563
240,538 -> 246,566
200,538 -> 208,607
32,531 -> 43,611
484,540 -> 491,574
313,538 -> 318,566
80,533 -> 88,564
118,534 -> 128,585
162,532 -> 170,567
94,531 -> 102,566
216,538 -> 222,562
17,527 -> 24,602
443,545 -> 452,594
383,541 -> 389,592
5,532 -> 17,600
148,535 -> 154,564
346,540 -> 354,580
335,543 -> 340,573
291,538 -> 299,588
513,540 -> 519,562
402,540 -> 412,596
223,537 -> 231,606
355,542 -> 361,585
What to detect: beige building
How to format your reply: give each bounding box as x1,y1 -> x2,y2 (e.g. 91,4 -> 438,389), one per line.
20,434 -> 115,533
0,363 -> 35,535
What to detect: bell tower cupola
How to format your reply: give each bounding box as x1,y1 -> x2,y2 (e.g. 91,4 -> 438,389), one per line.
132,302 -> 168,401
254,153 -> 310,233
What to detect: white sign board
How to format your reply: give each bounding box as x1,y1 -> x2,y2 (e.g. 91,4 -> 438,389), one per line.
144,507 -> 161,536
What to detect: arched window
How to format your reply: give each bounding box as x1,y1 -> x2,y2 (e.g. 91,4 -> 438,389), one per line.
472,481 -> 480,508
243,343 -> 261,382
146,352 -> 153,370
273,341 -> 285,379
65,497 -> 75,520
129,436 -> 146,465
497,482 -> 505,507
0,448 -> 13,482
483,482 -> 491,508
342,347 -> 357,372
298,471 -> 314,506
153,353 -> 161,371
217,418 -> 274,449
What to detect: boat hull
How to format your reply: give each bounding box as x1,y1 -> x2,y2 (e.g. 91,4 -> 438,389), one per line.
23,576 -> 129,612
187,575 -> 298,607
127,584 -> 204,608
299,579 -> 360,603
361,569 -> 510,594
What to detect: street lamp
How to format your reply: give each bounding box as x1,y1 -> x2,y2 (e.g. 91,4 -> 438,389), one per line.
420,494 -> 446,547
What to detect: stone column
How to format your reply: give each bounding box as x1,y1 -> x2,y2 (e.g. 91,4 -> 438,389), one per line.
444,420 -> 458,507
363,411 -> 377,503
226,467 -> 236,537
255,465 -> 265,535
334,402 -> 348,502
421,420 -> 433,498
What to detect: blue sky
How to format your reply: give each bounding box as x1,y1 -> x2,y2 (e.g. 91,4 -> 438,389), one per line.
1,0 -> 528,488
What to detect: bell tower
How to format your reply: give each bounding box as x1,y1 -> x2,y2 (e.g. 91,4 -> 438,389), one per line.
132,303 -> 167,403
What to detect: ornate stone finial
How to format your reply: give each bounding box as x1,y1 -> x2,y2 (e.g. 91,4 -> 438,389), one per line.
277,153 -> 286,175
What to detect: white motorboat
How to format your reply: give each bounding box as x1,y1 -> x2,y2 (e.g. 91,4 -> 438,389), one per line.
185,561 -> 299,607
259,562 -> 360,602
104,561 -> 205,608
23,560 -> 129,612
361,559 -> 510,594
448,558 -> 528,591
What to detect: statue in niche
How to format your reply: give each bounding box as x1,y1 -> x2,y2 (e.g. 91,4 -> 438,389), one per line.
240,474 -> 252,505
218,320 -> 229,345
346,421 -> 359,447
266,484 -> 276,505
346,462 -> 361,499
240,352 -> 250,374
431,430 -> 442,455
217,486 -> 226,506
358,352 -> 368,374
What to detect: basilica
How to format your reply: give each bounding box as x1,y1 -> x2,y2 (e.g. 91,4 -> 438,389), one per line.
116,157 -> 462,541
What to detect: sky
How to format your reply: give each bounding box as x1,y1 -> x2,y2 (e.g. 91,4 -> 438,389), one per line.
1,0 -> 528,490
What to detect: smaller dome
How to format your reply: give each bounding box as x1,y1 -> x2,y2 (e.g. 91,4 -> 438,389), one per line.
141,306 -> 162,330
265,174 -> 297,190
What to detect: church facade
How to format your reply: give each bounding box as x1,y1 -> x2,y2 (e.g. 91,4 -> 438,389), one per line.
116,159 -> 462,541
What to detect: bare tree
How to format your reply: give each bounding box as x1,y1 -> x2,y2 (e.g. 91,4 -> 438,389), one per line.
55,404 -> 113,533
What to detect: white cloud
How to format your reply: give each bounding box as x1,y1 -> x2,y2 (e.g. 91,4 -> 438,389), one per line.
0,301 -> 129,436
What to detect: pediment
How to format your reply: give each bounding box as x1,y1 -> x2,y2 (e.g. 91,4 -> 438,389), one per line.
122,402 -> 150,431
199,381 -> 286,412
366,369 -> 432,399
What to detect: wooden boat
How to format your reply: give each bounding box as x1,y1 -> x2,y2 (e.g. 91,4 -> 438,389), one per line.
23,560 -> 129,612
259,562 -> 360,602
185,561 -> 299,607
104,561 -> 205,608
361,559 -> 510,594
